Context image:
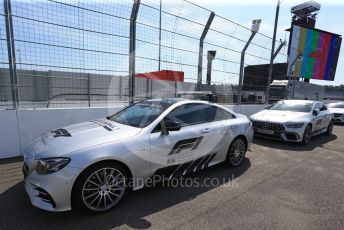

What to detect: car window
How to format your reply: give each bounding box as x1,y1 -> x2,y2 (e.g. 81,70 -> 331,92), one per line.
320,103 -> 327,111
166,104 -> 234,126
268,101 -> 312,113
166,104 -> 208,126
108,101 -> 168,128
206,106 -> 235,121
314,103 -> 321,111
219,107 -> 235,120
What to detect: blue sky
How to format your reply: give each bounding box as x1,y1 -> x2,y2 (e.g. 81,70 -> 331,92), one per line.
203,0 -> 344,86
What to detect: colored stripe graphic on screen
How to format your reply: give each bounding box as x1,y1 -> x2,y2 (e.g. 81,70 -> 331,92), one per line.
312,32 -> 323,79
312,32 -> 330,80
294,26 -> 304,75
324,36 -> 336,80
308,30 -> 319,79
300,28 -> 313,78
291,26 -> 342,81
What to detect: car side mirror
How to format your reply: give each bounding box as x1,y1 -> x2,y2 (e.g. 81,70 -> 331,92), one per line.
161,118 -> 181,135
313,109 -> 320,116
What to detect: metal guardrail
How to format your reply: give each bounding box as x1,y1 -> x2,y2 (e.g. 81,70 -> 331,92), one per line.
46,93 -> 130,108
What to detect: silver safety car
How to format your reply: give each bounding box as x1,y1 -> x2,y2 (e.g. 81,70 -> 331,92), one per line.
23,99 -> 253,213
327,102 -> 344,124
250,100 -> 334,145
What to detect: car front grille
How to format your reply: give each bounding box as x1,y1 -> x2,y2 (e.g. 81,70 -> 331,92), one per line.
252,121 -> 285,131
334,113 -> 343,118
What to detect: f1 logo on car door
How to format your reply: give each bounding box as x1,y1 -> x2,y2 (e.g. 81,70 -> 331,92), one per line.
168,136 -> 204,156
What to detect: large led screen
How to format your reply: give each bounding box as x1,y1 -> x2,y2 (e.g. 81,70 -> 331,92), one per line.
288,25 -> 342,81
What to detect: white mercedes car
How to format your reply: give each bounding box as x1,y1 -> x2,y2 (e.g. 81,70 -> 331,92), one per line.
23,99 -> 253,213
250,100 -> 334,145
327,102 -> 344,124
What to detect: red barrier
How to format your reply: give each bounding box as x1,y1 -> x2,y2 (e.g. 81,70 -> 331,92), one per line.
136,70 -> 184,82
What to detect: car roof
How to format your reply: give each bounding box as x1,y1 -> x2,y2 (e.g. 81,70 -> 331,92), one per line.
141,98 -> 235,116
143,98 -> 214,110
145,98 -> 187,105
280,100 -> 315,104
145,98 -> 211,105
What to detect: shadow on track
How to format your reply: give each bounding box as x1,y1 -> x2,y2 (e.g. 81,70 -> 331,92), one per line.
0,158 -> 251,230
253,134 -> 337,152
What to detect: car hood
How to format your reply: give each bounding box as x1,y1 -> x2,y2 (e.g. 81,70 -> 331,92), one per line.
250,110 -> 309,123
328,108 -> 344,114
30,119 -> 141,158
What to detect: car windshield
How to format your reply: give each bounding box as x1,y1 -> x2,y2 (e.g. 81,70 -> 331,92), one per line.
108,101 -> 170,128
328,103 -> 344,109
267,101 -> 312,113
270,87 -> 286,96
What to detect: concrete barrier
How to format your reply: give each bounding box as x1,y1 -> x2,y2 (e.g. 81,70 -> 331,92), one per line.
0,104 -> 265,159
225,104 -> 266,117
0,110 -> 21,158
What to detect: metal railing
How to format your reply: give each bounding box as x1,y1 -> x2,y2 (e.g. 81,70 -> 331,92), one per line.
0,0 -> 288,110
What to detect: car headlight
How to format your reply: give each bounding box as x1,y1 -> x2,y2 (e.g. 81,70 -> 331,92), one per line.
285,122 -> 304,128
36,157 -> 71,174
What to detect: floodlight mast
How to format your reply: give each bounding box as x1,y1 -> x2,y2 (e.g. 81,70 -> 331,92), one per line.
236,19 -> 261,105
287,52 -> 303,99
289,0 -> 320,83
291,1 -> 321,18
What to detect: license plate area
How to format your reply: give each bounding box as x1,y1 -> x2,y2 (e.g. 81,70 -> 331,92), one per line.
257,129 -> 274,135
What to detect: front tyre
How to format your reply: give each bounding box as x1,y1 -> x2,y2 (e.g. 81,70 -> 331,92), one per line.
226,137 -> 247,167
325,120 -> 334,136
302,124 -> 312,145
73,162 -> 127,213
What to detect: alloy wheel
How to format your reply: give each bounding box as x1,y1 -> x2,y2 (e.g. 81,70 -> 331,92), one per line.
303,125 -> 312,144
82,167 -> 125,212
229,139 -> 246,167
327,121 -> 334,135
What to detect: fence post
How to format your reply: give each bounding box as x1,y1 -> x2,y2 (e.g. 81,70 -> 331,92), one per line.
129,0 -> 140,105
119,76 -> 122,102
4,0 -> 18,109
237,19 -> 261,105
265,40 -> 286,103
206,50 -> 216,85
87,73 -> 91,107
197,12 -> 215,91
287,52 -> 303,99
265,0 -> 280,104
158,0 -> 162,71
146,78 -> 149,100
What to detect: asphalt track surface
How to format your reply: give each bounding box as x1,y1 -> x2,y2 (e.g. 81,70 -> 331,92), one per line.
1,125 -> 343,230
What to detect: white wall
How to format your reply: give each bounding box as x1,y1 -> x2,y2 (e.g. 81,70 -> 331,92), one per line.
226,104 -> 266,117
0,110 -> 21,158
0,104 -> 265,159
0,107 -> 122,159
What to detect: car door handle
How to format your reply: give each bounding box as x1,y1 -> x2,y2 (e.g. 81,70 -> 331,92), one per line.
202,128 -> 210,133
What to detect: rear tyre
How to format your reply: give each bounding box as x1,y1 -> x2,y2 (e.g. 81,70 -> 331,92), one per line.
325,120 -> 334,136
72,162 -> 128,213
226,137 -> 247,167
302,124 -> 312,145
